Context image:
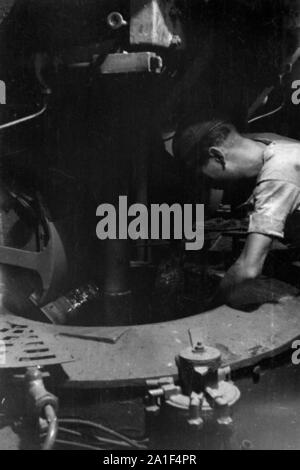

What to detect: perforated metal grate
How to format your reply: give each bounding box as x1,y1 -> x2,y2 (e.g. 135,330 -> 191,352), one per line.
0,320 -> 74,368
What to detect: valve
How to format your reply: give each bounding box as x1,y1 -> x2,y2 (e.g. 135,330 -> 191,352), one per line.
145,341 -> 240,449
25,367 -> 58,416
187,393 -> 204,430
25,367 -> 59,450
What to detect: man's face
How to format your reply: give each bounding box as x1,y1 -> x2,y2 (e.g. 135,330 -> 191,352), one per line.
200,145 -> 246,184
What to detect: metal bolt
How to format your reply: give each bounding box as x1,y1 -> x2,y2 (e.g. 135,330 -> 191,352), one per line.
188,417 -> 204,430
149,388 -> 164,399
170,35 -> 182,47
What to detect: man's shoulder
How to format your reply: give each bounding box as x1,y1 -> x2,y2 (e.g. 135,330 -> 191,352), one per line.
246,132 -> 299,144
256,137 -> 300,187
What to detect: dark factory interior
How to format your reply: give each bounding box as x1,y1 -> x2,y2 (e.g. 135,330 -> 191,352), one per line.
1,0 -> 300,451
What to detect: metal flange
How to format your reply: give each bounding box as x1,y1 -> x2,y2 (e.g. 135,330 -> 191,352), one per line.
178,344 -> 222,368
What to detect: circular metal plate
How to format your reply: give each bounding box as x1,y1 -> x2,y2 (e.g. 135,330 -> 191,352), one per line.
179,346 -> 221,366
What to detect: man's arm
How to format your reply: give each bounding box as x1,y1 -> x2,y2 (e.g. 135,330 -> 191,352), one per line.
214,232 -> 273,306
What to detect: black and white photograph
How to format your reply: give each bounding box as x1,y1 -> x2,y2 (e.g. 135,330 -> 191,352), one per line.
1,0 -> 300,453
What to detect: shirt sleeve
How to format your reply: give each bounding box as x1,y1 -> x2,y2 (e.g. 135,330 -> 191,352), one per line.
248,180 -> 300,238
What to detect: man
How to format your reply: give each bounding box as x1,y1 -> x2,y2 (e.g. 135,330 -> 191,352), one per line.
174,120 -> 300,307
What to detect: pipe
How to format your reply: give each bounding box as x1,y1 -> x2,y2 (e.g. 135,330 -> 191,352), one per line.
59,418 -> 146,450
42,404 -> 58,451
94,78 -> 135,325
54,439 -> 108,450
0,104 -> 47,131
135,127 -> 151,263
248,103 -> 285,124
25,367 -> 59,450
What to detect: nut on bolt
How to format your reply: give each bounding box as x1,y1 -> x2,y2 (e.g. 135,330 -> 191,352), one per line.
145,404 -> 160,416
170,35 -> 182,47
193,342 -> 205,353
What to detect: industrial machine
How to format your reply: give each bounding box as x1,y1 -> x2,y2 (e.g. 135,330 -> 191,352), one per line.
1,0 -> 300,451
145,339 -> 241,450
0,0 -> 187,325
0,0 -> 296,326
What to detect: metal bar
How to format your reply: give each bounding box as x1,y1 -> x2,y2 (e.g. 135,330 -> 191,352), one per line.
99,52 -> 163,74
42,404 -> 58,451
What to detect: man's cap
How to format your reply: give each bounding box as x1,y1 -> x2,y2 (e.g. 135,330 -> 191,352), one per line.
173,119 -> 227,161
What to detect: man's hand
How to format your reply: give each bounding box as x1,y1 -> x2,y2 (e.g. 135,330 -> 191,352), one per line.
212,233 -> 273,307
